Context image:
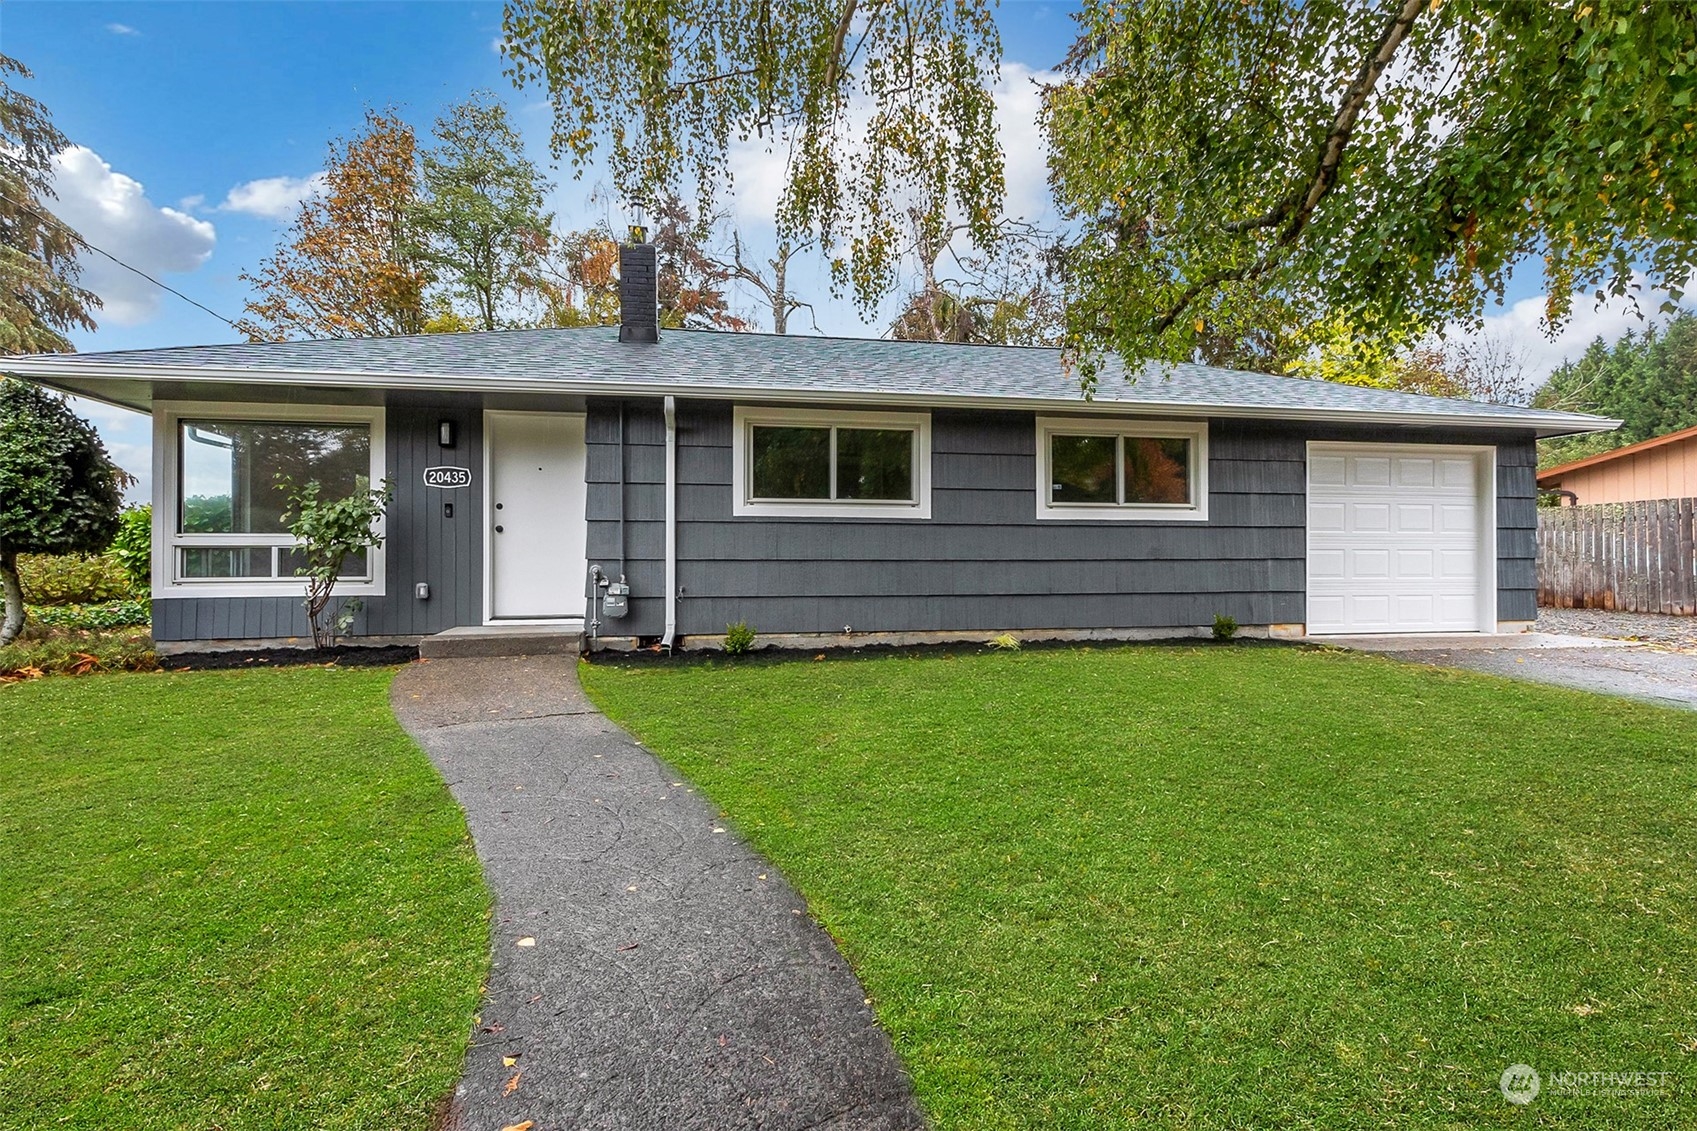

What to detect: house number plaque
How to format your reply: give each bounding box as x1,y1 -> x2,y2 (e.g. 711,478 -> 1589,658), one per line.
422,466 -> 473,489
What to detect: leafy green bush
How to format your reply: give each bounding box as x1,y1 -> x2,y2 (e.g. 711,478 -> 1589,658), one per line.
0,626 -> 157,681
108,504 -> 152,590
724,620 -> 756,655
1212,613 -> 1239,641
27,599 -> 150,630
17,553 -> 137,605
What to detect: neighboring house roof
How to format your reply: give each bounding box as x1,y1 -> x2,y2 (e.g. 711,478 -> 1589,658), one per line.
1536,422 -> 1697,484
5,325 -> 1616,437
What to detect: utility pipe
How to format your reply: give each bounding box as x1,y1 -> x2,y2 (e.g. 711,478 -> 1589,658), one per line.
661,395 -> 678,652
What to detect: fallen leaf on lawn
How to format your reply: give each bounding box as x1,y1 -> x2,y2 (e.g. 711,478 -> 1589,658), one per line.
516,937 -> 536,948
500,1122 -> 534,1131
503,1069 -> 523,1095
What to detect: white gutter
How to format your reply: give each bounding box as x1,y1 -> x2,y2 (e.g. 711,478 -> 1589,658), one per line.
660,395 -> 678,653
3,357 -> 1619,438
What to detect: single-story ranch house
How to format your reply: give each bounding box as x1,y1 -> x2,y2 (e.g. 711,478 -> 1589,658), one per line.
7,242 -> 1615,653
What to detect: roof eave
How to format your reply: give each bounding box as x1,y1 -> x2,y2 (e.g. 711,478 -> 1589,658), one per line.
2,357 -> 1621,439
1535,422 -> 1697,481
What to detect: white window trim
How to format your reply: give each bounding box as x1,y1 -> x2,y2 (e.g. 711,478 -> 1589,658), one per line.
731,405 -> 932,519
152,400 -> 387,599
1035,416 -> 1209,521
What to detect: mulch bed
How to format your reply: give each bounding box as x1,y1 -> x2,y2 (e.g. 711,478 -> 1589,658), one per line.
168,644 -> 420,672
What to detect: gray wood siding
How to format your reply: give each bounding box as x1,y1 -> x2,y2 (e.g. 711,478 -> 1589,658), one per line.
154,393 -> 1540,643
585,399 -> 668,634
582,400 -> 1540,640
153,394 -> 485,642
1495,436 -> 1539,621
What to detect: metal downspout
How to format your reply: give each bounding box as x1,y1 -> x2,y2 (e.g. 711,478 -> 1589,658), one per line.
661,395 -> 678,652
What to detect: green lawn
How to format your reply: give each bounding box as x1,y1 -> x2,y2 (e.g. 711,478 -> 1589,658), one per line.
583,645 -> 1697,1129
0,667 -> 490,1129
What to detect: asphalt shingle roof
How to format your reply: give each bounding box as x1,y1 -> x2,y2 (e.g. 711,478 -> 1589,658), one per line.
8,325 -> 1613,434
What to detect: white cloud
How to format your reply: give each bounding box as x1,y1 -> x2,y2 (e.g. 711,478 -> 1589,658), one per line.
1450,279 -> 1691,388
178,193 -> 206,211
993,62 -> 1057,224
106,22 -> 140,36
49,146 -> 217,326
218,172 -> 327,219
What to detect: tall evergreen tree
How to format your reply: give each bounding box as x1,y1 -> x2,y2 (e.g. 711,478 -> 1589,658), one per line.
0,54 -> 100,354
1535,315 -> 1697,467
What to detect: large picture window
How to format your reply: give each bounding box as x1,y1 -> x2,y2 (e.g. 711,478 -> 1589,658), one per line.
156,404 -> 386,596
733,407 -> 932,518
1035,417 -> 1208,521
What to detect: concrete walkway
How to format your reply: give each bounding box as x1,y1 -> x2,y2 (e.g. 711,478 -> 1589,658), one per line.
391,656 -> 925,1131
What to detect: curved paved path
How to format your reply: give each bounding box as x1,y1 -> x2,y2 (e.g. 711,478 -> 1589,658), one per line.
391,655 -> 925,1131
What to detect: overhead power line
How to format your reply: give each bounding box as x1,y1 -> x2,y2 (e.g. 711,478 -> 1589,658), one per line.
0,189 -> 246,335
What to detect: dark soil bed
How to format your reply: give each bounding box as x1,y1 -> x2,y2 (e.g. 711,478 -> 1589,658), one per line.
168,644 -> 419,671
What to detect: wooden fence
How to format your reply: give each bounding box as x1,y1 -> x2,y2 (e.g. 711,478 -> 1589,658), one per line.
1537,497 -> 1697,614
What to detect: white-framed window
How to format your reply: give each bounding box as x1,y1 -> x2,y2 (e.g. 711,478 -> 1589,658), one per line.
152,401 -> 387,598
1035,416 -> 1209,521
731,405 -> 932,518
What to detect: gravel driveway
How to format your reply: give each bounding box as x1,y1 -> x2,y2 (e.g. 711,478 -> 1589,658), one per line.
1370,611 -> 1697,710
1535,608 -> 1697,652
1386,644 -> 1697,711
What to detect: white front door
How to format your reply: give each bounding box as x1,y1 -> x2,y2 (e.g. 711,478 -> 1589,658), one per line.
486,411 -> 587,622
1306,443 -> 1494,635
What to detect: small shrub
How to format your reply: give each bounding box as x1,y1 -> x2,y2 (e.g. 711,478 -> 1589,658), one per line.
724,621 -> 757,655
27,598 -> 150,630
16,553 -> 137,605
108,503 -> 152,590
0,626 -> 158,681
277,476 -> 393,649
1212,613 -> 1239,641
988,633 -> 1021,651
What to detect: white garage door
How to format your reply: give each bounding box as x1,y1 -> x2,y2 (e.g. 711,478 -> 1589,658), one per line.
1307,443 -> 1493,635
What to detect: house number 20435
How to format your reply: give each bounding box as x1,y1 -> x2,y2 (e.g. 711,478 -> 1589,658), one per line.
422,466 -> 472,489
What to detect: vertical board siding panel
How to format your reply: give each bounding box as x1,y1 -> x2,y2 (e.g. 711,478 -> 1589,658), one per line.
1539,498 -> 1697,614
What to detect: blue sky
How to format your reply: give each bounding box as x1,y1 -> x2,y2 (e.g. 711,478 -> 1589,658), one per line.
1,1 -> 1670,494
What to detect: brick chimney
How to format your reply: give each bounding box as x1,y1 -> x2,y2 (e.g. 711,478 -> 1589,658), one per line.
618,228 -> 659,343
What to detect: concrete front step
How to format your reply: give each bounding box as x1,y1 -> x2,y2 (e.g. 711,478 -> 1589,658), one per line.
420,625 -> 582,659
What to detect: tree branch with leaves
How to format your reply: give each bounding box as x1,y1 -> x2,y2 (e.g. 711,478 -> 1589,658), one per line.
500,0 -> 1006,319
1044,0 -> 1697,381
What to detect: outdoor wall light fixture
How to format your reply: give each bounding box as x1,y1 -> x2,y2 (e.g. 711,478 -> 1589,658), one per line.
438,419 -> 456,448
